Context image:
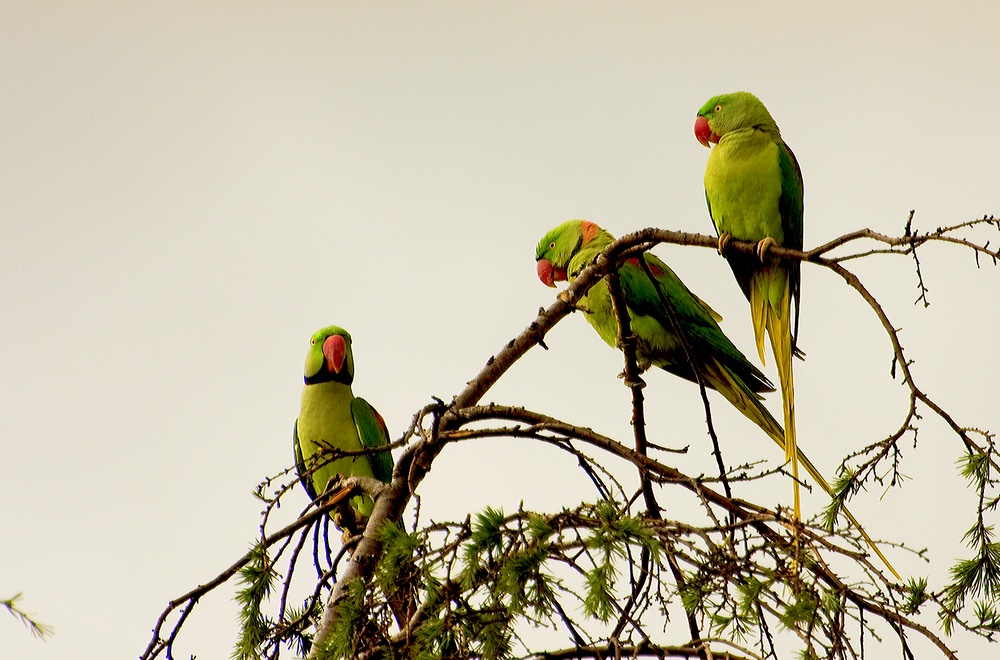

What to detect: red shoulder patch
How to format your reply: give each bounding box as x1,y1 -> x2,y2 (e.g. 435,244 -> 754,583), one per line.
579,221 -> 600,245
625,256 -> 664,278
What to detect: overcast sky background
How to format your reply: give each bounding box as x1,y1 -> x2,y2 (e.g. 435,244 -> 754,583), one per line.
3,3 -> 999,658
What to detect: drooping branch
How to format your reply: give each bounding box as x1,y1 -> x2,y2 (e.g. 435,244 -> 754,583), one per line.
616,221 -> 999,474
142,485 -> 364,660
435,404 -> 962,657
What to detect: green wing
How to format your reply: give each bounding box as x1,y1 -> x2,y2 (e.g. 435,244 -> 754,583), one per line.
777,140 -> 804,346
777,142 -> 804,250
292,419 -> 319,501
704,190 -> 717,237
617,253 -> 774,393
351,397 -> 394,484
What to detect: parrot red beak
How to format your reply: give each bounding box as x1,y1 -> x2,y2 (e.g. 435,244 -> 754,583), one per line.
322,334 -> 347,373
536,259 -> 567,288
694,116 -> 719,147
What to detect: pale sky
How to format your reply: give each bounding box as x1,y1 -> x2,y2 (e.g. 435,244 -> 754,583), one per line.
2,3 -> 999,658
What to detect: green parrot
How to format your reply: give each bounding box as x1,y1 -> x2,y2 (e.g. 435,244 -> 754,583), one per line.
537,220 -> 775,415
535,220 -> 898,579
294,325 -> 394,529
695,91 -> 804,522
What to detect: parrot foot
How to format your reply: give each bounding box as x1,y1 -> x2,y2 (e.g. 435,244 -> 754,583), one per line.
340,529 -> 361,550
756,236 -> 777,261
556,291 -> 592,314
332,509 -> 351,531
717,232 -> 732,255
556,289 -> 594,314
333,500 -> 365,539
616,371 -> 646,388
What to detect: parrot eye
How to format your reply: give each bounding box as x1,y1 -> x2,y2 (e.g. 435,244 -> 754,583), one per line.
548,241 -> 556,250
714,104 -> 722,113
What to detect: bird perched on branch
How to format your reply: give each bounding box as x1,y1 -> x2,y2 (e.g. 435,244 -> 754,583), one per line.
537,220 -> 781,443
293,326 -> 418,626
535,220 -> 899,579
696,91 -> 804,523
294,325 -> 394,534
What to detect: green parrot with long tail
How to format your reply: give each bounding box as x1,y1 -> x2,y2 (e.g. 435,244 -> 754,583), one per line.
695,91 -> 804,523
535,220 -> 898,579
294,325 -> 394,530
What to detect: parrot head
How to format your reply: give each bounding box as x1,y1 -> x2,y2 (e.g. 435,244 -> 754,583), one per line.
695,91 -> 777,147
535,220 -> 605,287
304,325 -> 355,386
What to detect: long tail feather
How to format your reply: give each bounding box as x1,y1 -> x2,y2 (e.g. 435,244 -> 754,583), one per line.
705,360 -> 901,580
796,453 -> 902,581
749,285 -> 768,365
766,284 -> 799,523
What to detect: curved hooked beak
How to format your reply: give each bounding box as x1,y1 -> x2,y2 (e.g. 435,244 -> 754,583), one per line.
322,334 -> 347,373
694,116 -> 719,148
536,259 -> 567,288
